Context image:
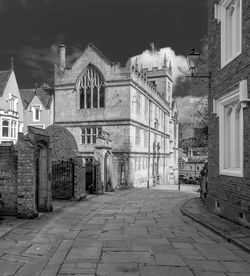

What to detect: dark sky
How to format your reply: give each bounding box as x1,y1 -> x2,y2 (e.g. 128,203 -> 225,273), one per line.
0,0 -> 208,94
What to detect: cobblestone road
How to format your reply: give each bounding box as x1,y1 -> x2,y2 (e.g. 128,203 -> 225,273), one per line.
0,188 -> 250,276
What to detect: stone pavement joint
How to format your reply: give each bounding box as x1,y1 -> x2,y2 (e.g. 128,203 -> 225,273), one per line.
0,188 -> 250,275
181,197 -> 250,253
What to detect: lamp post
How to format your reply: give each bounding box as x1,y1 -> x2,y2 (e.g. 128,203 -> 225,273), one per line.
186,47 -> 211,88
185,47 -> 211,196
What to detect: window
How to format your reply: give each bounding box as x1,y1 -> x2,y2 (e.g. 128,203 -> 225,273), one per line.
145,98 -> 148,116
135,127 -> 140,145
167,81 -> 171,102
32,106 -> 41,122
136,92 -> 141,114
81,127 -> 102,144
223,102 -> 241,170
190,166 -> 192,170
11,121 -> 14,138
9,95 -> 18,112
2,120 -> 9,137
13,121 -> 17,138
144,130 -> 148,147
220,0 -> 242,67
213,82 -> 246,177
78,65 -> 105,109
197,166 -> 200,170
154,119 -> 159,129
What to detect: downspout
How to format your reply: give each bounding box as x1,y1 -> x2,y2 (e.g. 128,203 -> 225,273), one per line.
147,100 -> 151,189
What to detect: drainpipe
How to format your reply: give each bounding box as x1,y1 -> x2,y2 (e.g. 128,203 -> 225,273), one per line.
163,112 -> 166,184
147,100 -> 151,189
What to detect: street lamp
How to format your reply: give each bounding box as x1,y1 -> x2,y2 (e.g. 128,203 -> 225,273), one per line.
187,48 -> 200,77
185,47 -> 211,196
186,47 -> 211,88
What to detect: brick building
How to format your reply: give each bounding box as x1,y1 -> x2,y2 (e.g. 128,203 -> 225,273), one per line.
54,44 -> 178,189
207,0 -> 250,226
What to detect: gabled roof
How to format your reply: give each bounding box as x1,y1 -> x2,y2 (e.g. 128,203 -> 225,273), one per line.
87,43 -> 112,65
20,84 -> 54,110
0,70 -> 11,97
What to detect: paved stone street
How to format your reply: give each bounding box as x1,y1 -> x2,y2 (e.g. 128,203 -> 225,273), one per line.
0,188 -> 250,276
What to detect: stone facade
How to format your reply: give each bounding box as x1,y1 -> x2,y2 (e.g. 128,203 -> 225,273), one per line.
207,0 -> 250,226
54,44 -> 179,189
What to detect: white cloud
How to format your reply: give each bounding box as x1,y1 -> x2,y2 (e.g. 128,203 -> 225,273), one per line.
131,46 -> 187,84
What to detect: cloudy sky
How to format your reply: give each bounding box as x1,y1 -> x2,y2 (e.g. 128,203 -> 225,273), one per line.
0,0 -> 208,99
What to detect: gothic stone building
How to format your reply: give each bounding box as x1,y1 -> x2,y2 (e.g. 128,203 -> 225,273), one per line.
54,44 -> 178,189
208,0 -> 250,226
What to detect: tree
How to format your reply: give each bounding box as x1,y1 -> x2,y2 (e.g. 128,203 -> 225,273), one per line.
190,97 -> 208,147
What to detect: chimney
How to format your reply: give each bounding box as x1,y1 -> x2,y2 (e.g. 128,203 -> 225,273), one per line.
58,44 -> 66,70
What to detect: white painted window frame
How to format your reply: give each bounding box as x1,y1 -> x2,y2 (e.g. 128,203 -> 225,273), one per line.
1,117 -> 18,139
213,80 -> 249,177
220,0 -> 242,68
31,105 -> 42,122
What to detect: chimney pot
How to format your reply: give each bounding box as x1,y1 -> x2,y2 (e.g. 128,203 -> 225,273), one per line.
58,44 -> 66,70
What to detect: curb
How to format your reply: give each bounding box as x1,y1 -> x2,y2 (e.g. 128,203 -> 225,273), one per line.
181,199 -> 250,254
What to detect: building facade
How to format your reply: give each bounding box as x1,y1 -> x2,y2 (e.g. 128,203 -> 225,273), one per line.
0,68 -> 23,144
208,0 -> 250,226
179,155 -> 207,180
54,44 -> 178,189
20,84 -> 54,133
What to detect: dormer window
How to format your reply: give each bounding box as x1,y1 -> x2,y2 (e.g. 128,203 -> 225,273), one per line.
32,106 -> 41,122
78,65 -> 105,109
220,0 -> 242,67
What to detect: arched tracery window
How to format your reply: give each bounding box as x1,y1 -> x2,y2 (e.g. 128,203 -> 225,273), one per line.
78,65 -> 105,109
224,102 -> 242,169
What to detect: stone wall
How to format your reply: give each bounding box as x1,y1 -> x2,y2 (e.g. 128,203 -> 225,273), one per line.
207,0 -> 250,226
0,145 -> 18,216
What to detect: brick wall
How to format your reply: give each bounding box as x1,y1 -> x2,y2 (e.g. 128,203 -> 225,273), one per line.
0,145 -> 18,216
207,0 -> 250,226
15,134 -> 38,218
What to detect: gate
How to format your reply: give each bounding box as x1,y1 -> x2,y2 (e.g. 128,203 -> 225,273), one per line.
52,159 -> 75,199
85,159 -> 97,194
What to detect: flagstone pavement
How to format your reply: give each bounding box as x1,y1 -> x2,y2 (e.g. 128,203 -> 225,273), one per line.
0,188 -> 250,276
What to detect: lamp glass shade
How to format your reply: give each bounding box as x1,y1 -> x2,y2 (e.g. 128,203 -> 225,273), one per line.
187,48 -> 200,72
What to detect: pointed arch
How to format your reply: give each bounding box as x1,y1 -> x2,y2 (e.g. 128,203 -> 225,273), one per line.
76,64 -> 105,109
